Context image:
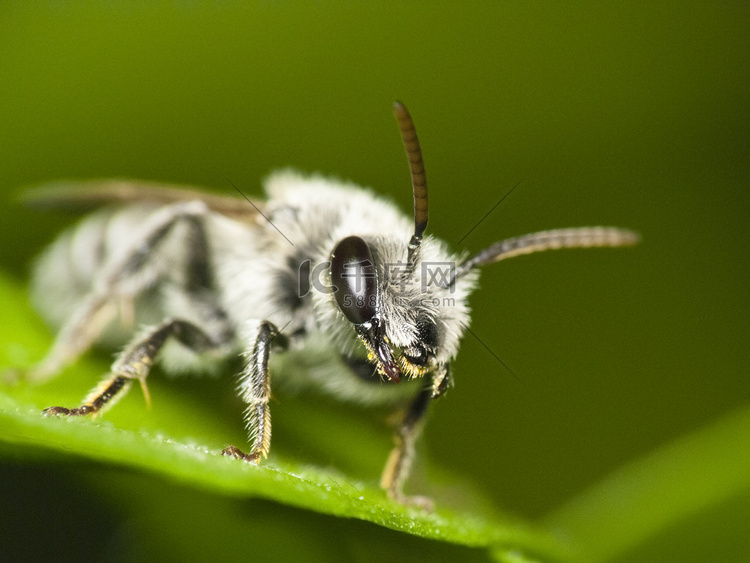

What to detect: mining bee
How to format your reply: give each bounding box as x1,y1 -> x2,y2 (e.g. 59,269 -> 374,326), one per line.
14,102 -> 638,506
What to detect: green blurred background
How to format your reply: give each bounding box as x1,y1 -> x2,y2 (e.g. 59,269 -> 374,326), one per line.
1,2 -> 748,561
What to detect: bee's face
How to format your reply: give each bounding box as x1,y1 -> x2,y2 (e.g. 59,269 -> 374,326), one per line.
329,235 -> 460,391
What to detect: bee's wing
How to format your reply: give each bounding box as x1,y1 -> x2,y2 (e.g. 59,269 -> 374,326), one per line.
22,179 -> 264,222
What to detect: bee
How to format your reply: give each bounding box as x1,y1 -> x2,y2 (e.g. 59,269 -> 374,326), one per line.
17,102 -> 638,506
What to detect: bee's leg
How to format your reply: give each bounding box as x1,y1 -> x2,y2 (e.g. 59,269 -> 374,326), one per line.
222,321 -> 283,464
43,318 -> 227,417
26,201 -> 219,383
380,379 -> 434,508
20,293 -> 118,385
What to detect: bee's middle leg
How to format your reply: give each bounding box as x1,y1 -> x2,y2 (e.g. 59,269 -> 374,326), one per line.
44,318 -> 228,417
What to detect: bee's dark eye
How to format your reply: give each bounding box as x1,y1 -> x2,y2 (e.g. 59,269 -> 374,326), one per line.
330,236 -> 377,324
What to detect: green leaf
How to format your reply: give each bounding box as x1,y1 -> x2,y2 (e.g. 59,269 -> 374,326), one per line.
544,405 -> 750,561
0,272 -> 570,562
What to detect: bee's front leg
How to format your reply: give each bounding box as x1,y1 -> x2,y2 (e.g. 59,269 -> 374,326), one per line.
222,321 -> 284,463
380,377 -> 435,509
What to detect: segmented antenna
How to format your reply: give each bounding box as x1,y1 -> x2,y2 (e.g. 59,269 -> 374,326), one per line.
393,101 -> 428,265
451,227 -> 640,284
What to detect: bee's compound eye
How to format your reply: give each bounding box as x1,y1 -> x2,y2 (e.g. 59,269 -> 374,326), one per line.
330,236 -> 377,324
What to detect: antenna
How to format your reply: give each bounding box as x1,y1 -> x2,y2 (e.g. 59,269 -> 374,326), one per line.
393,101 -> 428,266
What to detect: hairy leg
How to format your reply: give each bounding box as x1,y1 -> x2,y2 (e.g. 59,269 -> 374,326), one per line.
222,321 -> 284,463
26,201 -> 223,383
44,318 -> 230,416
380,379 -> 434,508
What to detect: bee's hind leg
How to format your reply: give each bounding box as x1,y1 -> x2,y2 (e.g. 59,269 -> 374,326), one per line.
21,294 -> 120,385
23,201 -> 214,384
44,318 -> 229,417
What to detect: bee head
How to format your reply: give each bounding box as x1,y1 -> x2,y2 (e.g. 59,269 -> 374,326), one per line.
324,102 -> 465,396
328,231 -> 469,398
